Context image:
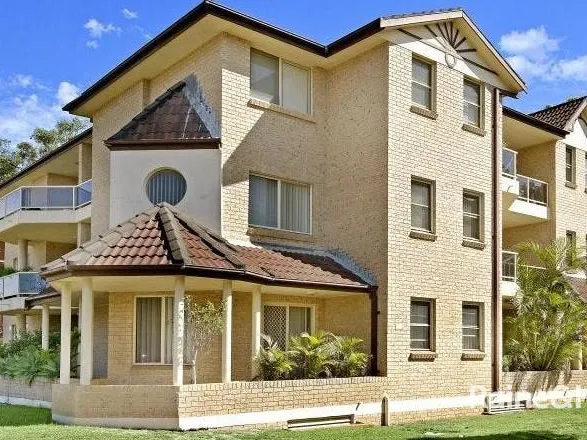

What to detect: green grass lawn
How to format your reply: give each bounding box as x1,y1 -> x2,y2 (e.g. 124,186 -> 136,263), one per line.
0,404 -> 586,439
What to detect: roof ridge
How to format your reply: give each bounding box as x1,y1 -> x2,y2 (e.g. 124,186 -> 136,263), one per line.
530,96 -> 587,116
158,205 -> 191,264
168,205 -> 245,269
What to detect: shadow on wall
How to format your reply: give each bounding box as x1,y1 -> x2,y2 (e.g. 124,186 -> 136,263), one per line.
425,433 -> 577,440
509,370 -> 572,393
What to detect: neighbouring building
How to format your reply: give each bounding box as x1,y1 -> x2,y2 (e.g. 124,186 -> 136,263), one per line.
0,0 -> 584,430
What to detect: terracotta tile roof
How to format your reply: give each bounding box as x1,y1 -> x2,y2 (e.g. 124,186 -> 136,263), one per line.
529,97 -> 587,131
42,204 -> 373,292
105,74 -> 220,146
565,275 -> 587,304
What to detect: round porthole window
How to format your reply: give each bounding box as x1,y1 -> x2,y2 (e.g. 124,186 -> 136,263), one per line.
145,169 -> 187,205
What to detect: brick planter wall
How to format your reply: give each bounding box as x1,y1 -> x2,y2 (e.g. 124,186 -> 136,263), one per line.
0,378 -> 54,408
502,370 -> 587,392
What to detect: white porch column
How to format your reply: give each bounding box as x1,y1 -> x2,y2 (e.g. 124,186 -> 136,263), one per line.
251,286 -> 262,378
14,313 -> 25,335
59,283 -> 72,384
41,305 -> 50,350
79,278 -> 94,386
222,280 -> 233,383
17,239 -> 28,271
172,276 -> 185,386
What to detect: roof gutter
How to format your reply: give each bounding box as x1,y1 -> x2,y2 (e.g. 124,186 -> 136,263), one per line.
41,264 -> 377,294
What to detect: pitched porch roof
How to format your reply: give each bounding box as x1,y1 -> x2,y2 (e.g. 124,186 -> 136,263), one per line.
41,204 -> 374,293
529,97 -> 587,131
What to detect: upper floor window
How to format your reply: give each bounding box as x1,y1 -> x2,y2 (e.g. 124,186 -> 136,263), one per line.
249,174 -> 311,234
463,79 -> 482,127
411,57 -> 434,110
566,230 -> 577,264
146,169 -> 187,205
584,152 -> 587,188
250,49 -> 311,114
463,191 -> 482,241
566,146 -> 575,184
411,178 -> 434,233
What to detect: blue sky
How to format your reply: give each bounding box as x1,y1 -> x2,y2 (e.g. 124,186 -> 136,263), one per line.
1,0 -> 587,145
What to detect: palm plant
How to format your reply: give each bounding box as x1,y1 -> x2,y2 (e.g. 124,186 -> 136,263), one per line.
288,331 -> 337,379
331,336 -> 370,377
504,239 -> 587,372
255,335 -> 295,380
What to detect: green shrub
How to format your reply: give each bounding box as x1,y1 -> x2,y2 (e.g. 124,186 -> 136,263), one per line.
255,332 -> 370,381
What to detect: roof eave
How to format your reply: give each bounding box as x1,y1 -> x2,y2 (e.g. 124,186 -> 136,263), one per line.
105,138 -> 221,150
41,263 -> 375,294
503,106 -> 569,137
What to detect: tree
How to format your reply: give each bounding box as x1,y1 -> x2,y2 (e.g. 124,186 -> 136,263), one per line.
184,297 -> 225,384
504,239 -> 587,372
0,117 -> 90,183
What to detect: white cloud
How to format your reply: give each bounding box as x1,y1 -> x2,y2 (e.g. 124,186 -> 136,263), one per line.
86,40 -> 99,49
9,74 -> 33,88
56,81 -> 80,107
0,80 -> 84,145
133,25 -> 152,40
84,18 -> 121,39
122,8 -> 138,19
499,26 -> 587,82
500,27 -> 559,61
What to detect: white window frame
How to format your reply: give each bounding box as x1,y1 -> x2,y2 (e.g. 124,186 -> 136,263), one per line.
410,298 -> 435,352
133,295 -> 174,366
411,56 -> 435,111
410,177 -> 435,233
250,49 -> 312,114
262,302 -> 315,349
249,173 -> 312,235
462,302 -> 483,352
463,77 -> 483,128
463,190 -> 483,241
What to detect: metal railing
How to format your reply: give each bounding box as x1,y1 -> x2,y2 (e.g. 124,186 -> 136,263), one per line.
0,272 -> 48,300
0,179 -> 92,220
502,251 -> 517,282
516,174 -> 548,206
502,147 -> 517,179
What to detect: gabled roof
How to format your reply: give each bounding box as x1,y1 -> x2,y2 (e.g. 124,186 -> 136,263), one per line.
529,97 -> 587,132
0,127 -> 92,190
106,75 -> 220,149
64,1 -> 525,115
41,203 -> 374,293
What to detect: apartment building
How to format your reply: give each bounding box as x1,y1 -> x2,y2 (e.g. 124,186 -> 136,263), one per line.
1,0 -> 571,430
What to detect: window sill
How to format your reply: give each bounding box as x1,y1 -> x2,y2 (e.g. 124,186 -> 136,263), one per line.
410,105 -> 438,120
462,239 -> 486,250
462,123 -> 486,137
565,181 -> 577,189
409,230 -> 437,242
461,351 -> 486,361
247,226 -> 314,243
248,98 -> 316,123
409,351 -> 437,362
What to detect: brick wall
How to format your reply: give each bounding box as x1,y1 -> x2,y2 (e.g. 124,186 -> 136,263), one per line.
387,43 -> 496,397
0,378 -> 53,406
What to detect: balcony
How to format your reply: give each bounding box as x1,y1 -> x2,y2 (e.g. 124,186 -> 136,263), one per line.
502,148 -> 548,227
0,272 -> 48,312
0,180 -> 91,243
501,251 -> 518,297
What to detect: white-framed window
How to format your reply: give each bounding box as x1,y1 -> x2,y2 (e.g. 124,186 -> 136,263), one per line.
566,146 -> 575,184
250,49 -> 311,114
145,169 -> 187,205
462,303 -> 482,351
463,78 -> 482,127
262,304 -> 313,349
135,296 -> 174,364
410,299 -> 434,351
411,56 -> 434,110
411,178 -> 434,232
463,191 -> 482,240
249,174 -> 311,234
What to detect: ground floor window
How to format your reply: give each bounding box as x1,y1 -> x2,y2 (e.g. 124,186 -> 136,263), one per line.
462,303 -> 482,351
263,304 -> 312,348
135,297 -> 174,364
410,299 -> 434,350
